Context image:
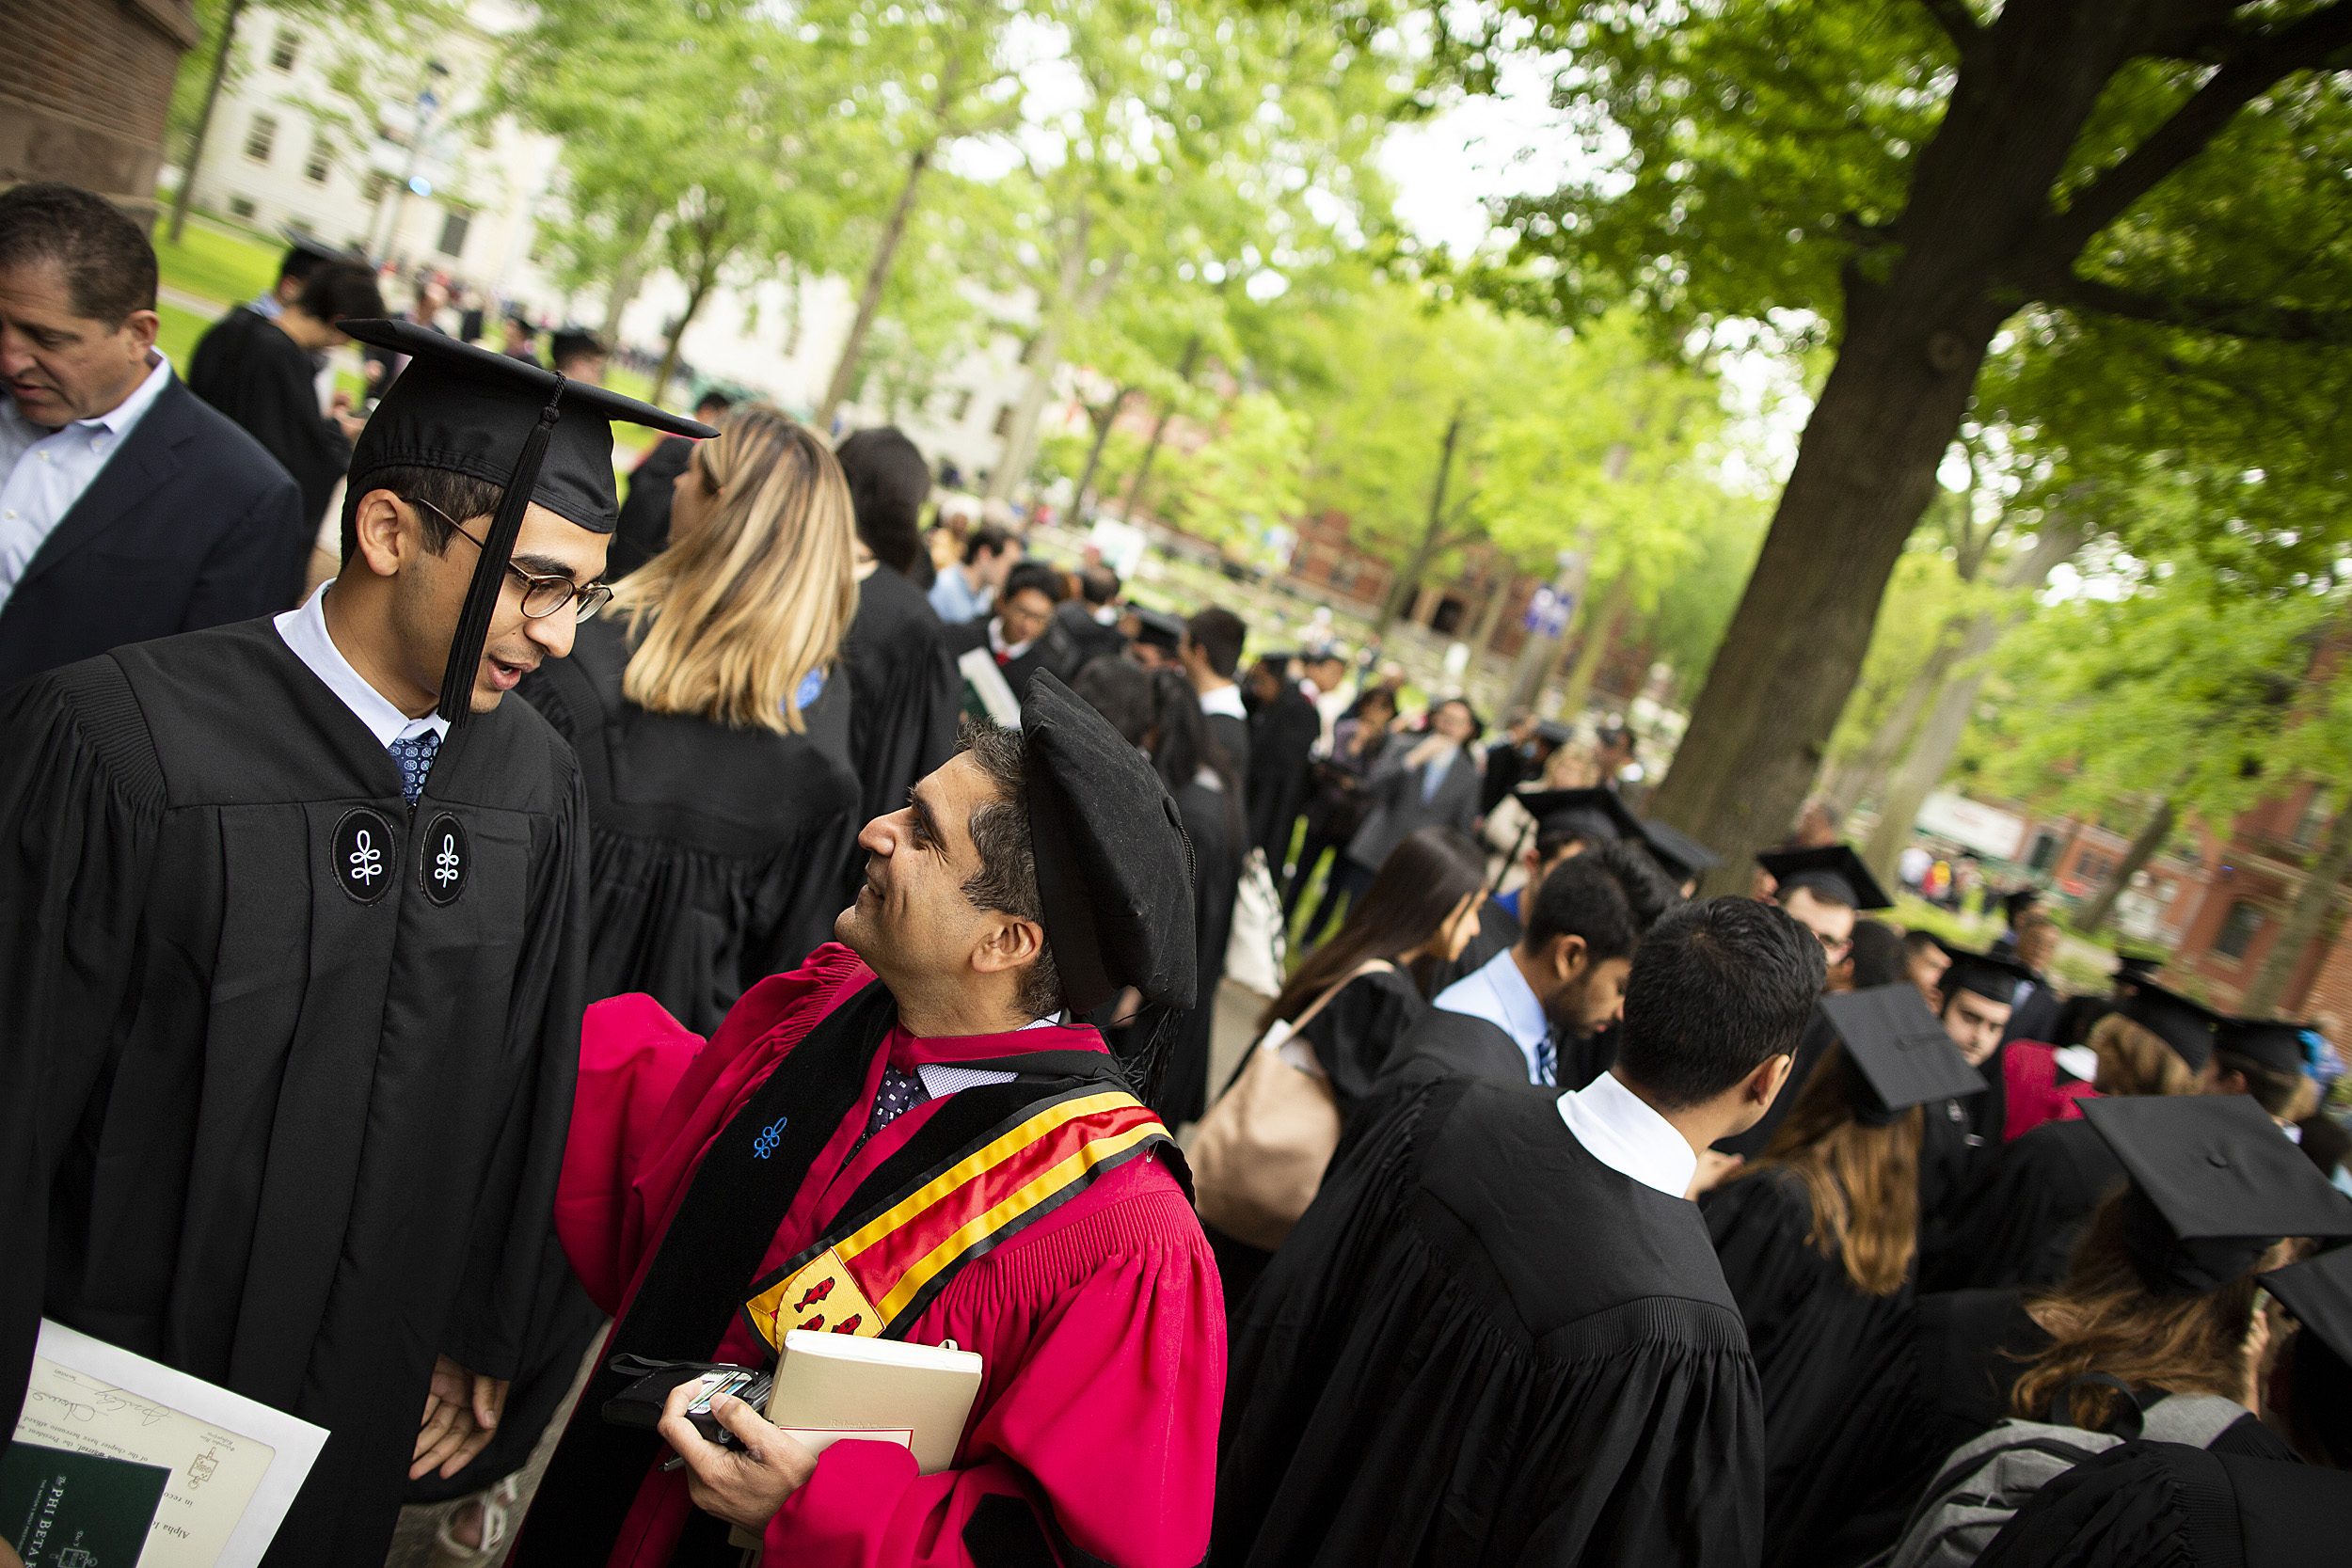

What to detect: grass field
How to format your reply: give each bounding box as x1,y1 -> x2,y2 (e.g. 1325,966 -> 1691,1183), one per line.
151,215 -> 279,309
154,301 -> 216,375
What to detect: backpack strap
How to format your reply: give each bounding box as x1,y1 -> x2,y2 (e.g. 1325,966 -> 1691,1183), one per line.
2139,1392 -> 2254,1448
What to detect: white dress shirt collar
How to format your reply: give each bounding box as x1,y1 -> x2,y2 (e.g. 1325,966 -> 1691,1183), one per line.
988,617 -> 1035,661
1558,1070 -> 1698,1200
273,581 -> 450,748
1434,945 -> 1549,1083
1197,681 -> 1246,720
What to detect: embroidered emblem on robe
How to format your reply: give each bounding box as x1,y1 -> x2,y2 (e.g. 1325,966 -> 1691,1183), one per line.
421,814 -> 469,905
333,808 -> 396,903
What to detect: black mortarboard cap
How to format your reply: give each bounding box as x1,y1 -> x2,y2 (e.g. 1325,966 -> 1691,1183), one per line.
1820,983 -> 1986,1124
279,227 -> 358,277
1640,816 -> 1723,884
2081,1096 -> 2352,1294
2116,952 -> 2164,979
2116,979 -> 2223,1073
340,319 -> 713,724
1132,609 -> 1184,653
1019,671 -> 1198,1017
1757,845 -> 1892,911
1517,786 -> 1645,847
1936,942 -> 2038,1006
2219,1017 -> 2311,1077
2261,1244 -> 2352,1370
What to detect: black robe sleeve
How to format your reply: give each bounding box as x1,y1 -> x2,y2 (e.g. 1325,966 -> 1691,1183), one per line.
0,661 -> 167,1412
1975,1443 -> 2352,1568
186,308 -> 351,532
1920,1119 -> 2123,1293
1297,967 -> 1425,1118
841,568 -> 961,837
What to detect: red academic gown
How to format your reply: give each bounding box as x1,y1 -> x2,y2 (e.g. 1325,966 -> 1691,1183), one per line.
1999,1039 -> 2099,1143
549,942 -> 1224,1566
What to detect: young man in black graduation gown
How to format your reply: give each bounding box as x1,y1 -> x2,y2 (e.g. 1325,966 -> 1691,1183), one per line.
1215,895 -> 1826,1568
1422,785 -> 1645,998
1241,652 -> 1321,869
186,259 -> 384,534
0,321 -> 713,1567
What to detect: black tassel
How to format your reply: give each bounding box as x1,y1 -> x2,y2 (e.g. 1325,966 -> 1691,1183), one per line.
436,377 -> 566,725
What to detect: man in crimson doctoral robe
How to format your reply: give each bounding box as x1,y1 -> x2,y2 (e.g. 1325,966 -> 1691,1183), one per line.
513,672 -> 1223,1566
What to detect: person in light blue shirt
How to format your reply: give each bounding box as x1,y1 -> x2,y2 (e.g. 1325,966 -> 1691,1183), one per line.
928,519 -> 1015,624
1429,840 -> 1679,1087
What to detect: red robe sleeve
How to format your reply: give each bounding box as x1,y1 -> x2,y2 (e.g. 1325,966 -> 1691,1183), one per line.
1999,1040 -> 2099,1144
763,1190 -> 1224,1568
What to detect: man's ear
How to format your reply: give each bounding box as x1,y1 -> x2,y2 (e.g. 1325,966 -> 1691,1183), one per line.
969,911 -> 1046,978
349,489 -> 413,580
123,308 -> 160,355
1750,1052 -> 1796,1110
1548,933 -> 1588,985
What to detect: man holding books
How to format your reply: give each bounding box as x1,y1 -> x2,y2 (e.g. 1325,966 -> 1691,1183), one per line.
513,674 -> 1221,1567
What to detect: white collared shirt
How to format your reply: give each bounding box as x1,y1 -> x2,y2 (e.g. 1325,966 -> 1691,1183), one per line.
1197,681 -> 1246,721
1434,946 -> 1549,1085
0,354 -> 175,606
1558,1070 -> 1698,1199
987,617 -> 1036,661
913,1015 -> 1055,1098
272,581 -> 449,748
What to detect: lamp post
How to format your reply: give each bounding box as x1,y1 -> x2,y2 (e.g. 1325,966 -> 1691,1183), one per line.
373,59 -> 450,261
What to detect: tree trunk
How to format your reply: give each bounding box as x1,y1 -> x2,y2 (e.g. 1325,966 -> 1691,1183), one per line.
1374,401 -> 1465,636
1072,386 -> 1129,514
1557,573 -> 1634,720
2078,796 -> 2174,934
817,138 -> 936,428
2241,797 -> 2352,1015
1469,571 -> 1515,667
1120,337 -> 1202,523
1822,623 -> 1967,816
1648,7 -> 2153,895
985,234 -> 1120,505
1860,518 -> 2089,886
650,263 -> 718,408
167,0 -> 246,245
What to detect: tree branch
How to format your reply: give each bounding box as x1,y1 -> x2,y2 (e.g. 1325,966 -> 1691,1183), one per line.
2026,2 -> 2352,269
1915,0 -> 1982,54
2040,272 -> 2352,343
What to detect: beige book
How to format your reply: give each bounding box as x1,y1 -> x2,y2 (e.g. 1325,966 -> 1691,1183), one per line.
727,1332 -> 985,1547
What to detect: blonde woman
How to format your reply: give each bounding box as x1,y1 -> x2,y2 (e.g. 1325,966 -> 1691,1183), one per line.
519,405 -> 861,1032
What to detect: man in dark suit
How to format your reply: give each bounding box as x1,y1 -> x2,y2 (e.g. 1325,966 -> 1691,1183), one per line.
0,183 -> 307,687
1322,696 -> 1484,925
1243,653 -> 1322,873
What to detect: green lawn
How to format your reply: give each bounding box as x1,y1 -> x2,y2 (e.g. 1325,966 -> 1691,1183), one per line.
154,301 -> 217,375
151,215 -> 279,309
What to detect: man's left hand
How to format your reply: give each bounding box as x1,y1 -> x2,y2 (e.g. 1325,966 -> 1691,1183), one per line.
658,1381 -> 819,1529
411,1354 -> 510,1481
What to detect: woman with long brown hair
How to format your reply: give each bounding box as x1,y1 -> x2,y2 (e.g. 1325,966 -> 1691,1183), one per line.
519,405 -> 862,1032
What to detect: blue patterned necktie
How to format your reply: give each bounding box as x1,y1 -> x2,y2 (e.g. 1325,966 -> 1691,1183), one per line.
847,1064 -> 931,1164
1534,1033 -> 1557,1089
387,730 -> 440,803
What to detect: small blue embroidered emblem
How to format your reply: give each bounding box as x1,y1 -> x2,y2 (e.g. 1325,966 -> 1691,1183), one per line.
753,1117 -> 788,1159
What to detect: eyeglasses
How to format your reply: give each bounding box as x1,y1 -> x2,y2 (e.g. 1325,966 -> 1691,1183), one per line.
406,497 -> 613,623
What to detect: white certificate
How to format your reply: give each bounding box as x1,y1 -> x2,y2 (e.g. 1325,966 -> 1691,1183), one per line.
11,1321 -> 327,1568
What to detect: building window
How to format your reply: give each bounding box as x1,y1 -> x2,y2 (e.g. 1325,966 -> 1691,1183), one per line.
992,404 -> 1013,438
362,172 -> 391,204
2026,832 -> 2059,872
437,210 -> 471,258
2293,792 -> 2333,849
270,28 -> 300,71
244,115 -> 278,164
2214,899 -> 2265,962
304,135 -> 332,184
949,389 -> 973,421
228,196 -> 257,219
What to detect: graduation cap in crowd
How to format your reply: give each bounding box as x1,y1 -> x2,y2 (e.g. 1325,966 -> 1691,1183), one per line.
2080,1096 -> 2352,1295
1640,817 -> 1722,886
2260,1243 -> 2352,1371
2115,979 -> 2224,1073
1019,671 -> 1197,1019
2219,1017 -> 2312,1077
1132,609 -> 1185,656
1935,942 -> 2037,1008
1518,786 -> 1645,847
278,227 -> 361,281
1820,983 -> 1985,1126
1757,845 -> 1892,911
341,320 -> 716,725
2115,952 -> 2165,980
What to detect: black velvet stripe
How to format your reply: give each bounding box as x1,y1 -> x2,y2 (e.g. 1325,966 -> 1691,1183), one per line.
512,979 -> 898,1564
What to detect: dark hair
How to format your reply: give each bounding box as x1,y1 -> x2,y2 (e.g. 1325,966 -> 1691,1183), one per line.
962,523 -> 1012,565
1184,607 -> 1247,679
2003,886 -> 2043,925
1261,826 -> 1485,1031
1525,838 -> 1678,961
1848,919 -> 1905,989
1431,696 -> 1486,745
1356,685 -> 1397,722
1002,560 -> 1066,608
1070,654 -> 1151,743
1900,928 -> 1943,960
1078,564 -> 1120,606
834,426 -> 930,576
2214,1050 -> 2318,1119
1615,896 -> 1827,1111
278,244 -> 327,285
0,182 -> 157,325
1146,668 -> 1244,842
505,314 -> 539,341
297,259 -> 384,323
338,463 -> 501,564
953,718 -> 1061,1020
2280,1312 -> 2352,1468
695,389 -> 736,418
549,327 -> 606,367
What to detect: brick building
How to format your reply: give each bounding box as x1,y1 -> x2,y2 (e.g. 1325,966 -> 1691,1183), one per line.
0,0 -> 196,212
2169,782 -> 2351,1022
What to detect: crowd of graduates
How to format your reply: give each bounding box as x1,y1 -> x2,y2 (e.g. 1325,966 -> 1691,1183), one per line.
3,179 -> 2350,1568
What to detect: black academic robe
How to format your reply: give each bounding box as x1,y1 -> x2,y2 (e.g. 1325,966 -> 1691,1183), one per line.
517,614 -> 860,1035
943,614 -> 1080,703
1919,1117 -> 2122,1293
840,565 -> 961,836
1375,1003 -> 1532,1096
185,304 -> 351,531
0,618 -> 587,1568
1206,707 -> 1252,795
1244,682 -> 1320,866
1162,774 -> 1242,1124
1054,597 -> 1128,667
1216,1077 -> 1761,1568
1975,1442 -> 2352,1568
610,435 -> 694,578
1700,1168 -> 1914,1514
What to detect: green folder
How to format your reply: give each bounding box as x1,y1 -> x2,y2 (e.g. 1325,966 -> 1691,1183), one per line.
3,1440 -> 169,1564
